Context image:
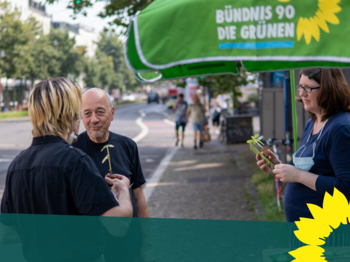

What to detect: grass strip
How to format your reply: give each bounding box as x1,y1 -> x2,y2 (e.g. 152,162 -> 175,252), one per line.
250,169 -> 286,222
0,110 -> 29,119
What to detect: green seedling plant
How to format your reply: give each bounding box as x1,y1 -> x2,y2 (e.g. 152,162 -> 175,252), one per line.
247,134 -> 264,148
101,144 -> 133,188
102,144 -> 114,175
247,134 -> 274,169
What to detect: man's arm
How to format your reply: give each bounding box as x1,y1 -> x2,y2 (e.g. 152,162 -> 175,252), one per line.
173,100 -> 179,110
100,175 -> 133,237
186,108 -> 190,122
133,187 -> 149,217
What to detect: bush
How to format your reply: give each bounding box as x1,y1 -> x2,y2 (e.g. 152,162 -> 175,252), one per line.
248,93 -> 259,103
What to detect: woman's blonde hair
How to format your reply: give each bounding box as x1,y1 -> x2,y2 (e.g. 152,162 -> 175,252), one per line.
28,77 -> 82,137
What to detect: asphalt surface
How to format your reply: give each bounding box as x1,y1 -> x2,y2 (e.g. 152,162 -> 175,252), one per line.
0,102 -> 176,200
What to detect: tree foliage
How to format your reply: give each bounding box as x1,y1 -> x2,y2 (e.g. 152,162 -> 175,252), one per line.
47,0 -> 154,31
0,1 -> 87,106
84,31 -> 139,91
48,29 -> 85,78
197,63 -> 254,108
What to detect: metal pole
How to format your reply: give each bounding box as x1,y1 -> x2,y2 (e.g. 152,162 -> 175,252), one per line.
290,70 -> 298,152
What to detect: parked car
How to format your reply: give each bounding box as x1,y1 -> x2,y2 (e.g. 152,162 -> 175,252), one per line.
167,95 -> 177,109
148,92 -> 159,104
122,94 -> 136,101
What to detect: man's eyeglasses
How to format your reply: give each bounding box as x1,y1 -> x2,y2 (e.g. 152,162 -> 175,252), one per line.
297,85 -> 320,93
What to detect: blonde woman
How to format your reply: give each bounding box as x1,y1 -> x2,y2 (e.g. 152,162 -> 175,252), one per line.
187,94 -> 206,149
0,78 -> 132,262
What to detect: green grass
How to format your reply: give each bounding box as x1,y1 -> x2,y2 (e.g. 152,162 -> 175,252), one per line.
0,110 -> 29,119
250,169 -> 286,222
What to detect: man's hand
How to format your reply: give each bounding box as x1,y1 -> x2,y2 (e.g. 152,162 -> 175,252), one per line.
105,174 -> 130,198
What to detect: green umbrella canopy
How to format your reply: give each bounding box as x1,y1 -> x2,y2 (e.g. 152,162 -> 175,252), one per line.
125,0 -> 350,81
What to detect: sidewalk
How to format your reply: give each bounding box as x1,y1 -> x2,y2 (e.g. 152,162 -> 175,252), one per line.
146,121 -> 261,221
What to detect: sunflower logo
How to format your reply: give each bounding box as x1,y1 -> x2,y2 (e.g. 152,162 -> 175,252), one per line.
295,0 -> 342,45
289,188 -> 350,261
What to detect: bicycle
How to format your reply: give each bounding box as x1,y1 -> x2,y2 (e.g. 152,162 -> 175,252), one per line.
266,138 -> 286,211
218,109 -> 229,143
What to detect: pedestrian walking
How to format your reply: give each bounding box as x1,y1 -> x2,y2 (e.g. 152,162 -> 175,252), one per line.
73,88 -> 150,262
0,78 -> 132,262
256,68 -> 350,222
187,94 -> 206,149
210,92 -> 222,134
173,93 -> 188,147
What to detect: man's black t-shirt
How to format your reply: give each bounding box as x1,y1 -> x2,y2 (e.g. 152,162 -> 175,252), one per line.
0,136 -> 119,262
73,131 -> 145,262
73,131 -> 146,217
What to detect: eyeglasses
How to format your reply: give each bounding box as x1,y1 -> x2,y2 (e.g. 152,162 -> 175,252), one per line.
297,85 -> 320,93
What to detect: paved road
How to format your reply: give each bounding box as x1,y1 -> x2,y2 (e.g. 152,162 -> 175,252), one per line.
0,102 -> 176,199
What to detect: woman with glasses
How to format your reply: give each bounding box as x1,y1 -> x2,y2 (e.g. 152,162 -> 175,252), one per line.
256,68 -> 350,222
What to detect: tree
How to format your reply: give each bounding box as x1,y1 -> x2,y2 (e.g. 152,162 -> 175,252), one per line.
0,1 -> 37,106
48,29 -> 85,79
27,32 -> 61,89
92,31 -> 139,91
96,50 -> 114,91
84,58 -> 101,88
197,62 -> 253,110
47,0 -> 154,32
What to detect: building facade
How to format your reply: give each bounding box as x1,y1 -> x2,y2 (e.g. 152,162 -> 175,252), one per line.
9,0 -> 51,35
51,22 -> 100,58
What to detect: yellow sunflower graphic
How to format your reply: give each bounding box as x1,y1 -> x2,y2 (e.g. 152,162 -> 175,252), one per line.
289,188 -> 350,262
296,0 -> 342,45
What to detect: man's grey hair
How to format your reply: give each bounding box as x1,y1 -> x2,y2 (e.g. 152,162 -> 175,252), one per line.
104,90 -> 113,109
83,88 -> 113,110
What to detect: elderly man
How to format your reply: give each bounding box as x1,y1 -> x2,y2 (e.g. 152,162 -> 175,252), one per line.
1,78 -> 132,262
73,88 -> 149,262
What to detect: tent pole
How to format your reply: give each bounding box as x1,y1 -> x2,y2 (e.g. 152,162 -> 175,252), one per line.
290,70 -> 298,152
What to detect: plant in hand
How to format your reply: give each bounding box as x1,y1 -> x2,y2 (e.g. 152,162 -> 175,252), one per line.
247,134 -> 269,157
101,144 -> 115,179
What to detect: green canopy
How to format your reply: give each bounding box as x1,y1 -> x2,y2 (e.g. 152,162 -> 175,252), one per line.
125,0 -> 350,151
126,0 -> 350,81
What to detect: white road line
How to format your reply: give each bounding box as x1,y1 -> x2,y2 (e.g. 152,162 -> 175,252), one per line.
0,159 -> 12,162
132,117 -> 149,143
144,147 -> 179,203
139,109 -> 146,118
163,119 -> 175,126
132,109 -> 148,143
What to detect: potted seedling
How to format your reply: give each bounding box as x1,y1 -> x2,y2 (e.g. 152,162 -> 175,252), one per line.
102,144 -> 116,182
247,134 -> 274,169
101,144 -> 134,188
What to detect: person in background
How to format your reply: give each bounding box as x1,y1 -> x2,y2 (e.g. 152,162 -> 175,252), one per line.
210,93 -> 222,134
173,93 -> 188,147
0,78 -> 132,262
187,94 -> 206,149
256,68 -> 350,223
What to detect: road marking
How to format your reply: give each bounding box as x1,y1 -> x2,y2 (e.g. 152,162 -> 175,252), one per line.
144,147 -> 179,203
132,110 -> 149,143
173,163 -> 224,172
145,182 -> 179,187
0,158 -> 13,162
0,144 -> 28,149
139,109 -> 146,118
163,119 -> 175,126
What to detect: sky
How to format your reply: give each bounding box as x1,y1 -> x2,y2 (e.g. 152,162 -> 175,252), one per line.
44,0 -> 118,35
